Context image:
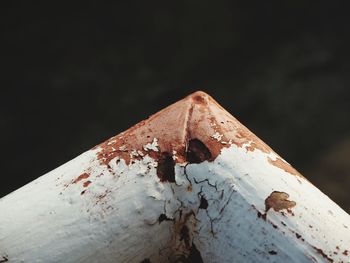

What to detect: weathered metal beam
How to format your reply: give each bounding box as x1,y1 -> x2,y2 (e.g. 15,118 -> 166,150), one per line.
1,91 -> 349,262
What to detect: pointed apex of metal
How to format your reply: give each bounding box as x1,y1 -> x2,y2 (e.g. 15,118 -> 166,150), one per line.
96,90 -> 278,168
187,90 -> 210,99
185,90 -> 215,106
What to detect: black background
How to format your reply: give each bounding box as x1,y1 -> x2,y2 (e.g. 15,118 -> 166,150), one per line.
2,1 -> 350,212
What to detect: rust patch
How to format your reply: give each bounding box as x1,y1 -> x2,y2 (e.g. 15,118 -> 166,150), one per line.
157,152 -> 175,182
267,157 -> 304,178
186,139 -> 212,163
83,180 -> 92,187
265,191 -> 296,212
192,93 -> 207,105
72,173 -> 90,184
233,126 -> 272,154
95,136 -> 132,165
94,91 -> 277,170
343,250 -> 348,256
245,142 -> 259,152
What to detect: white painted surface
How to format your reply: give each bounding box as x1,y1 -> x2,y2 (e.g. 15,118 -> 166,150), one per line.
0,140 -> 349,262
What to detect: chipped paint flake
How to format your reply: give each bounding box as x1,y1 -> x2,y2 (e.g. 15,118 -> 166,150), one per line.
172,150 -> 178,161
118,145 -> 127,151
107,140 -> 116,146
265,191 -> 296,212
143,138 -> 159,152
130,149 -> 140,157
72,172 -> 90,184
83,180 -> 92,187
211,132 -> 223,141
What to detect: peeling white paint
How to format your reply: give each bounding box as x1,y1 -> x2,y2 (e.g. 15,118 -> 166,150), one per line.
172,150 -> 177,161
211,132 -> 223,141
143,138 -> 159,152
0,143 -> 349,262
107,140 -> 116,146
118,145 -> 127,151
130,149 -> 139,157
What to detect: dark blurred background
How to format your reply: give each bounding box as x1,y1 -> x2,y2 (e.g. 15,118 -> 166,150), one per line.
1,1 -> 350,212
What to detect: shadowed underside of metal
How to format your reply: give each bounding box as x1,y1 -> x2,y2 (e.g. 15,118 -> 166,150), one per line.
1,91 -> 349,263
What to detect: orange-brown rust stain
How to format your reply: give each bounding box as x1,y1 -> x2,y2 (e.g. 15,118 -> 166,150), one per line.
268,157 -> 305,179
192,93 -> 207,105
265,191 -> 296,212
207,115 -> 272,156
236,127 -> 272,154
245,142 -> 258,152
95,136 -> 133,166
72,173 -> 90,184
95,131 -> 170,167
93,91 -> 277,172
83,180 -> 92,187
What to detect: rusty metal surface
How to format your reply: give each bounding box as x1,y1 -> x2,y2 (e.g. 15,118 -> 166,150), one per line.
0,91 -> 349,263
